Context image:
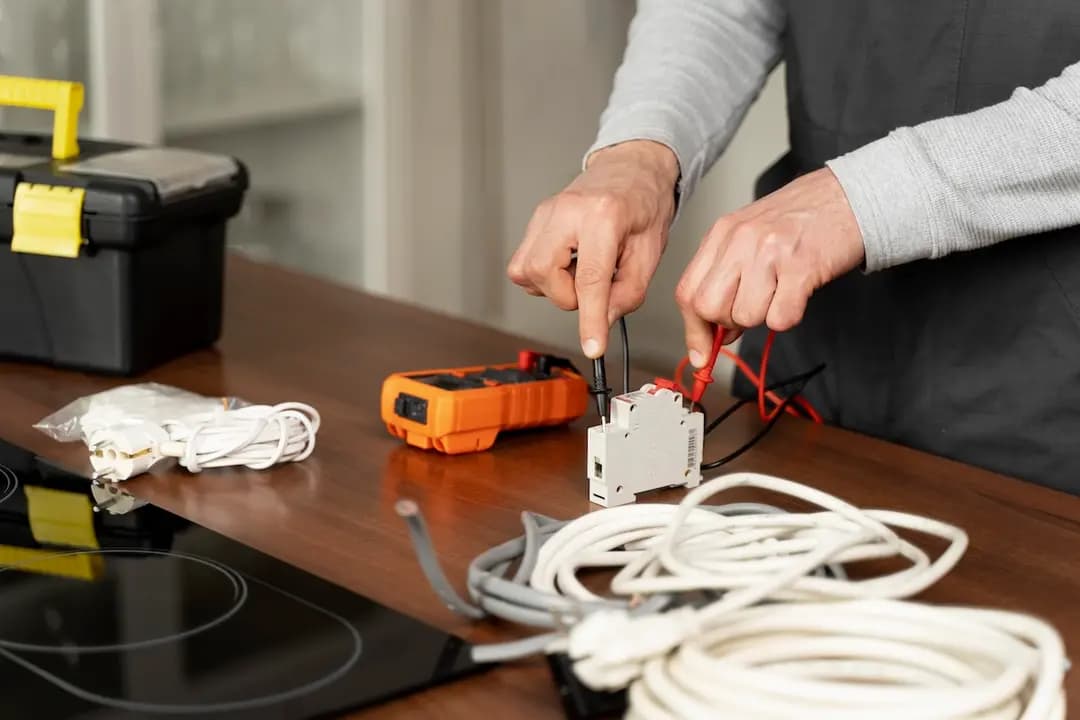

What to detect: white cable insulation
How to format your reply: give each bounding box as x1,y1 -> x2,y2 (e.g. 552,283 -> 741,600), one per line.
532,473 -> 966,612
88,402 -> 320,479
533,472 -> 1065,719
624,601 -> 1067,720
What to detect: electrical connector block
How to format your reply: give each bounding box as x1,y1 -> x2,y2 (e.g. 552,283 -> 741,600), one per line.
586,384 -> 704,507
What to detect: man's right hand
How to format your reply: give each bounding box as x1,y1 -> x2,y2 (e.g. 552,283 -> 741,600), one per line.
507,140 -> 680,359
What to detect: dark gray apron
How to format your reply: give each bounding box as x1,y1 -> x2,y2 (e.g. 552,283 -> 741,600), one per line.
733,0 -> 1080,494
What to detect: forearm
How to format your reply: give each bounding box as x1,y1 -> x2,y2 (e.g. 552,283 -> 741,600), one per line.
828,61 -> 1080,271
586,0 -> 785,212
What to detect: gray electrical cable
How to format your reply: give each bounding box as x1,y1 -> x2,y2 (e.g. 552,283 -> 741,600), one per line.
396,498 -> 830,663
395,499 -> 485,619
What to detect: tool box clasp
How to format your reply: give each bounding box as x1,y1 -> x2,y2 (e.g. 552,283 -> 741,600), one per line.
11,183 -> 86,258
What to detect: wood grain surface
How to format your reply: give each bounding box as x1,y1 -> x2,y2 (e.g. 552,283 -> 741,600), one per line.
1,255 -> 1076,718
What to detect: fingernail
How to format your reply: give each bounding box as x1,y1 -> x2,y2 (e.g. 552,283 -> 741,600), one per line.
583,338 -> 601,358
689,350 -> 705,368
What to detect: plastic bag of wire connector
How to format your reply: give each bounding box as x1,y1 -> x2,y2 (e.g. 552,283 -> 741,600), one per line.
34,383 -> 247,445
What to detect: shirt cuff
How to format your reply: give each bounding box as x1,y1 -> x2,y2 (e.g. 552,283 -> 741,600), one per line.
825,130 -> 940,272
582,102 -> 706,227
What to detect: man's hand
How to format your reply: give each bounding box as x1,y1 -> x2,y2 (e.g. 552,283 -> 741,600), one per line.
675,168 -> 864,367
507,140 -> 679,358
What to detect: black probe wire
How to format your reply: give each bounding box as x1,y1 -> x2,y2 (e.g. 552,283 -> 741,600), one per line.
700,363 -> 826,472
703,363 -> 827,436
619,316 -> 630,395
589,316 -> 632,420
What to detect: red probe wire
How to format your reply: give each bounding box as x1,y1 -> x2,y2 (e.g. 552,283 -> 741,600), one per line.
673,328 -> 822,424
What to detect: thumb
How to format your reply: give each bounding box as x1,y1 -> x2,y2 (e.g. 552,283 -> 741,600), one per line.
680,304 -> 715,368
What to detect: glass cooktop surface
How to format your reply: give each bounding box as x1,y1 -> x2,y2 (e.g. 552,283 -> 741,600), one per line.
0,437 -> 480,719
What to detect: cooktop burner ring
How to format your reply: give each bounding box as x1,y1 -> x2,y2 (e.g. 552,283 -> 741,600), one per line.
0,564 -> 365,715
0,463 -> 18,505
0,548 -> 248,654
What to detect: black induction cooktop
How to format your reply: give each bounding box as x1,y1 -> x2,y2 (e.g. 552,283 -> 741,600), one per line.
0,437 -> 482,719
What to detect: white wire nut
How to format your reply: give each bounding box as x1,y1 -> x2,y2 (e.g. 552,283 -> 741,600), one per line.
625,601 -> 1067,720
86,402 -> 320,480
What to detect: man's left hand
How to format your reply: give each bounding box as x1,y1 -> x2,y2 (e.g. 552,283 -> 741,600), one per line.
675,167 -> 865,367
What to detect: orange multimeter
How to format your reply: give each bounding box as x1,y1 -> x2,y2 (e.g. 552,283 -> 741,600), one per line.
380,351 -> 590,454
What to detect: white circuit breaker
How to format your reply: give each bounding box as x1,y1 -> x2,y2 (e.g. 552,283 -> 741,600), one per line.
586,384 -> 704,507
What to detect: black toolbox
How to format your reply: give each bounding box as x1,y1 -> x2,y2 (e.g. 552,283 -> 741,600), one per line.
0,76 -> 247,375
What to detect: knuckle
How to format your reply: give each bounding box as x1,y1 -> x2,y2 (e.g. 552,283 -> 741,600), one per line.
731,304 -> 763,329
536,193 -> 565,217
758,232 -> 785,263
730,222 -> 760,247
628,280 -> 649,306
692,294 -> 719,321
552,190 -> 585,215
675,281 -> 695,309
620,287 -> 648,314
507,254 -> 529,282
768,309 -> 798,332
707,216 -> 734,239
525,256 -> 550,281
574,263 -> 607,288
768,295 -> 806,331
590,193 -> 628,223
551,294 -> 577,311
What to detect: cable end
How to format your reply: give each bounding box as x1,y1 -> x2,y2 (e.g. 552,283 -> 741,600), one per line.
394,498 -> 420,518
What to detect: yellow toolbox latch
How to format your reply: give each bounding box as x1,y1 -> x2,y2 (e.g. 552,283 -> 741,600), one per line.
11,183 -> 86,258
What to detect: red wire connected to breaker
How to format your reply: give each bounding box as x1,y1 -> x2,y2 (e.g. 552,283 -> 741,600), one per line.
672,326 -> 823,424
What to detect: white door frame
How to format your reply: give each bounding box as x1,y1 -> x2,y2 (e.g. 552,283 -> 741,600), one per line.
359,0 -> 498,317
85,0 -> 490,312
86,0 -> 162,144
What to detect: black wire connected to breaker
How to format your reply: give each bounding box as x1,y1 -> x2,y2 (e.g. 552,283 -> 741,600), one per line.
699,363 -> 825,471
589,316 -> 631,420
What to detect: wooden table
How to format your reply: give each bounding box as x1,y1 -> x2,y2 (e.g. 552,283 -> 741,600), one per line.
2,256 -> 1077,718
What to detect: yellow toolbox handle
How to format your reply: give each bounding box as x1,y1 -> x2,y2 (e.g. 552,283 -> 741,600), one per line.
0,75 -> 83,160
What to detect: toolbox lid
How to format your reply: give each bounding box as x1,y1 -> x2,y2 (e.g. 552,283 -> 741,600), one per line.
0,139 -> 248,255
0,76 -> 247,256
61,148 -> 241,202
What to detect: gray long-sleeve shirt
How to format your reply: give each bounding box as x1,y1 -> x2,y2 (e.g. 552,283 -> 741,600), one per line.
586,0 -> 1080,272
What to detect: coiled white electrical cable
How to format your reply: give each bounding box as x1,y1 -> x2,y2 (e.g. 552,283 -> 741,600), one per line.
399,470 -> 1067,718
611,472 -> 967,603
625,600 -> 1067,720
564,472 -> 970,686
160,402 -> 319,472
88,402 -> 320,480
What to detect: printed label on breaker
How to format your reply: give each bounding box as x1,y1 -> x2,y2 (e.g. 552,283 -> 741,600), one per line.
687,428 -> 699,470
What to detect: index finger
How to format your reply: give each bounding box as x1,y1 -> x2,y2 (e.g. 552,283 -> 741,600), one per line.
575,213 -> 620,358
